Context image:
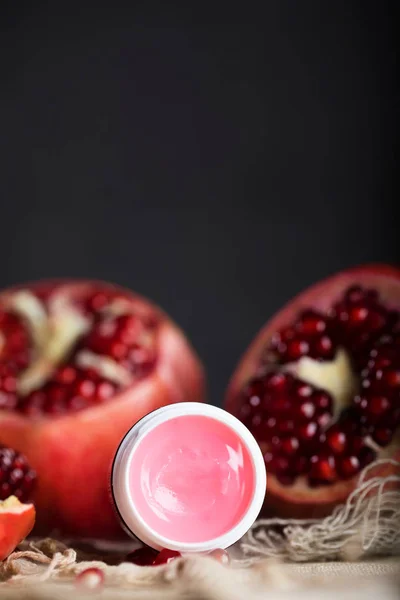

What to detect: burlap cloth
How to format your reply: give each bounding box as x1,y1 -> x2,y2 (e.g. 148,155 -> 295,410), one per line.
0,537 -> 399,600
1,461 -> 399,598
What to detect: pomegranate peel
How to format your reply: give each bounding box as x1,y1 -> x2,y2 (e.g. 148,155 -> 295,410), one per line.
0,496 -> 35,560
0,280 -> 205,537
226,264 -> 400,518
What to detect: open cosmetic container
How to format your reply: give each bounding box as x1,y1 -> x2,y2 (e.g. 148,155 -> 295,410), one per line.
111,403 -> 266,553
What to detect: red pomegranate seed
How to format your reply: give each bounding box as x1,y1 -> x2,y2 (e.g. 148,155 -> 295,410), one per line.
126,547 -> 158,566
265,372 -> 292,391
325,427 -> 347,454
294,382 -> 313,398
75,568 -> 104,591
87,292 -> 110,312
96,381 -> 115,401
286,339 -> 309,361
276,472 -> 296,486
208,548 -> 230,565
313,391 -> 333,412
371,427 -> 393,447
280,437 -> 299,456
381,368 -> 400,388
297,310 -> 327,334
75,379 -> 96,399
298,421 -> 319,442
152,549 -> 181,565
54,366 -> 77,384
338,455 -> 360,479
296,401 -> 315,420
309,455 -> 337,484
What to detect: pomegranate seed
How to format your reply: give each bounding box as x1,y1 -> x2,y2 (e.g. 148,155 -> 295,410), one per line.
309,455 -> 337,484
381,368 -> 400,388
313,335 -> 333,357
75,568 -> 104,591
280,437 -> 299,456
371,427 -> 393,447
325,427 -> 347,454
265,372 -> 292,391
338,455 -> 360,479
276,472 -> 296,486
313,391 -> 333,412
286,339 -> 309,360
294,382 -> 313,398
344,285 -> 365,303
152,549 -> 181,565
209,548 -> 230,565
317,412 -> 332,428
54,366 -> 77,384
96,381 -> 115,401
297,310 -> 327,334
298,421 -> 318,442
75,379 -> 96,399
87,292 -> 110,312
109,341 -> 128,360
126,546 -> 158,566
296,401 -> 315,420
244,379 -> 264,402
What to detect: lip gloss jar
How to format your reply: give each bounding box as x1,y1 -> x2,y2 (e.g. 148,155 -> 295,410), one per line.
111,403 -> 266,553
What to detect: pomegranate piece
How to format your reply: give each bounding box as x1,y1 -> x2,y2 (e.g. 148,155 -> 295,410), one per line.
0,280 -> 205,537
226,264 -> 400,517
152,548 -> 181,565
75,568 -> 104,591
0,496 -> 36,560
0,445 -> 36,502
126,546 -> 158,566
208,548 -> 230,565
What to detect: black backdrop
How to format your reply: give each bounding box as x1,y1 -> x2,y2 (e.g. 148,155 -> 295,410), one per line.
0,2 -> 398,404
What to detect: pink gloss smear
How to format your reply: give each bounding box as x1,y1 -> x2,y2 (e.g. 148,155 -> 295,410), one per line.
128,415 -> 255,543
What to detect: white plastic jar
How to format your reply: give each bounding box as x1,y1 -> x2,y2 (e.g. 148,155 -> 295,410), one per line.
111,403 -> 266,553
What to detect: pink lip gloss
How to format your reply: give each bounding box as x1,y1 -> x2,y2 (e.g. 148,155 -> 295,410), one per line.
111,403 -> 266,552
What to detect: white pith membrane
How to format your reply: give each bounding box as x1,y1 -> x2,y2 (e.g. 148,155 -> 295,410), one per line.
1,289 -> 156,412
0,495 -> 32,513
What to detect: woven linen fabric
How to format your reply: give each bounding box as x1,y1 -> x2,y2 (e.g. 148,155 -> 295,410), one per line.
0,538 -> 399,600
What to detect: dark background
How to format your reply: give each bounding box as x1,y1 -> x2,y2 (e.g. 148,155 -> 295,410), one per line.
0,2 -> 397,404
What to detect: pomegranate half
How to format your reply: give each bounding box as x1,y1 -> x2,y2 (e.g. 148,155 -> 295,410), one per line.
225,264 -> 400,517
0,280 -> 205,537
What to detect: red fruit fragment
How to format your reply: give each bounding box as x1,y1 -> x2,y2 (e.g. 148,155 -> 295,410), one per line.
0,446 -> 36,502
75,568 -> 104,591
152,549 -> 181,565
208,548 -> 230,565
0,496 -> 36,560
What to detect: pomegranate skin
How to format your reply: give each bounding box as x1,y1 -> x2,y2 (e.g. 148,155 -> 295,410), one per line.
225,264 -> 400,519
0,280 -> 206,538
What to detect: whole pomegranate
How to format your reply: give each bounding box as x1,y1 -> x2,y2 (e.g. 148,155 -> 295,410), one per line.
225,264 -> 400,517
0,280 -> 205,537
